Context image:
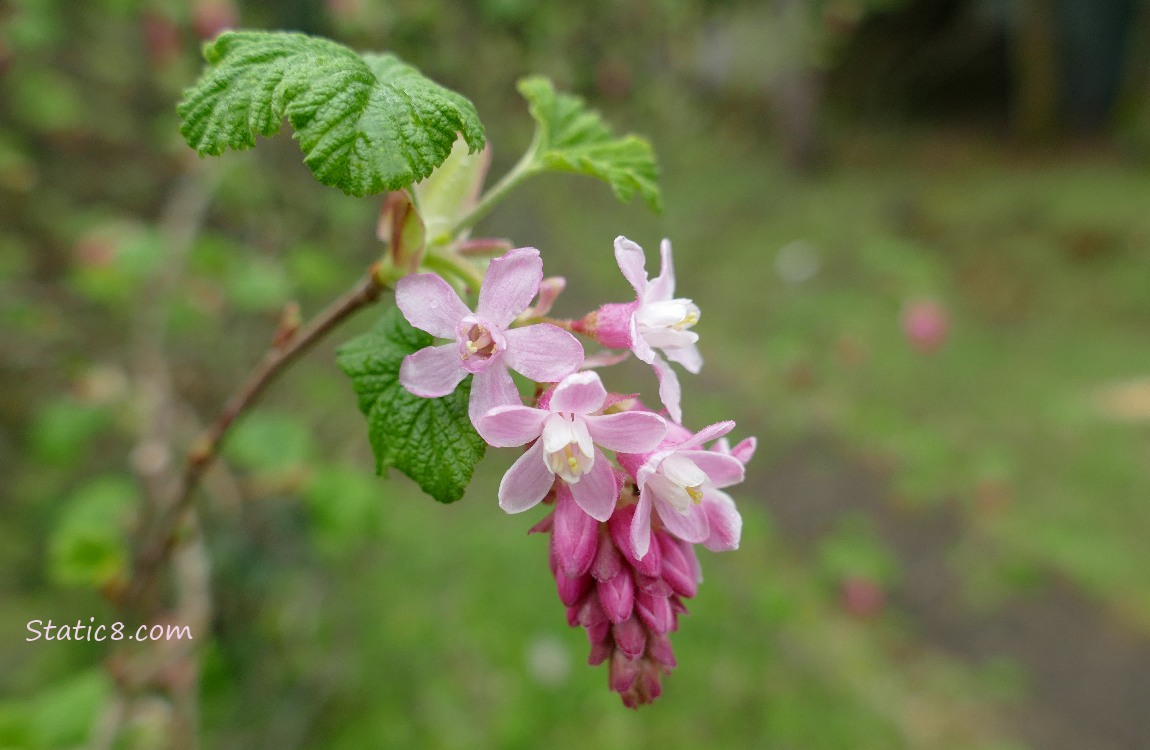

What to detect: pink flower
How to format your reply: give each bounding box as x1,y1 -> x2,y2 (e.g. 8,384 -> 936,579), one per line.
396,247 -> 584,429
478,371 -> 667,521
586,237 -> 702,424
617,421 -> 747,559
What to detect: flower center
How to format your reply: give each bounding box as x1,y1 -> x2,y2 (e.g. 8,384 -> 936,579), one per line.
635,299 -> 700,350
457,317 -> 506,373
651,453 -> 707,513
541,413 -> 595,484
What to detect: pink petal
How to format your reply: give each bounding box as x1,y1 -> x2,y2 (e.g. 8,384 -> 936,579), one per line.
584,411 -> 667,453
503,324 -> 584,382
476,247 -> 543,328
679,450 -> 745,488
630,486 -> 655,560
395,273 -> 472,338
468,363 -> 521,427
476,405 -> 548,448
548,371 -> 607,414
580,349 -> 631,370
553,484 -> 598,577
399,343 -> 468,397
650,354 -> 683,424
728,436 -> 757,465
664,342 -> 703,374
647,238 -> 676,301
702,488 -> 742,552
629,315 -> 655,364
676,420 -> 736,452
497,440 -> 554,513
654,496 -> 709,544
568,449 -> 618,521
614,236 -> 650,298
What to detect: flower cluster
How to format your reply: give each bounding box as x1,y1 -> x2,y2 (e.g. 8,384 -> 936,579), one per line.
396,236 -> 754,706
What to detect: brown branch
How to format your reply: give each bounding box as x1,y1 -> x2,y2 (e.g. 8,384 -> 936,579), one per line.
125,264 -> 389,608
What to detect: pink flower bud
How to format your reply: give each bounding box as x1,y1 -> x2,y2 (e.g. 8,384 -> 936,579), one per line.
551,486 -> 598,578
635,590 -> 675,635
609,649 -> 641,693
556,572 -> 592,608
597,571 -> 635,624
612,616 -> 646,659
657,533 -> 698,598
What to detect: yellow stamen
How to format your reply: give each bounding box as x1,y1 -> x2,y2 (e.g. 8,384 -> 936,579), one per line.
686,485 -> 703,504
673,311 -> 699,331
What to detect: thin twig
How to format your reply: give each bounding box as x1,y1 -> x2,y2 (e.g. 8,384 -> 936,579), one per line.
125,265 -> 389,608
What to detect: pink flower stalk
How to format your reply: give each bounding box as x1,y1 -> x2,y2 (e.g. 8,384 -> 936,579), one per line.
617,421 -> 747,560
584,237 -> 702,424
533,485 -> 702,708
478,371 -> 666,521
396,247 -> 584,429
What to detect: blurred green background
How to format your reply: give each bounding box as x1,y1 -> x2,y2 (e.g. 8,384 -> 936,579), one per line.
4,0 -> 1150,747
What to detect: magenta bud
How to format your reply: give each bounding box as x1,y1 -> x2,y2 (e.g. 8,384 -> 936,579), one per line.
657,533 -> 698,598
591,533 -> 623,581
556,572 -> 593,608
566,605 -> 580,628
584,302 -> 638,350
588,641 -> 613,666
552,486 -> 599,578
612,616 -> 646,659
578,594 -> 607,628
647,633 -> 677,667
637,575 -> 672,597
597,571 -> 635,624
637,670 -> 663,703
635,591 -> 674,635
587,618 -> 611,645
607,503 -> 660,575
609,649 -> 641,693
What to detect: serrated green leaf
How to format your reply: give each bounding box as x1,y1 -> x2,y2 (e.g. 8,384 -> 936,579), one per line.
178,31 -> 485,196
336,307 -> 485,503
518,76 -> 661,212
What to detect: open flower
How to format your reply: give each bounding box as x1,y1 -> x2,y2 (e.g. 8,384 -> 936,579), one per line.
617,421 -> 747,559
585,237 -> 701,423
396,247 -> 584,428
479,371 -> 667,521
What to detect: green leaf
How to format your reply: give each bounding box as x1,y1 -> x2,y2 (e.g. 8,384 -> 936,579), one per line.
336,307 -> 485,503
50,476 -> 136,588
177,30 -> 486,196
518,76 -> 661,212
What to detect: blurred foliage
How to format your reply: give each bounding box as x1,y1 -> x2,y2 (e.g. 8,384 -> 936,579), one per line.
3,0 -> 1150,748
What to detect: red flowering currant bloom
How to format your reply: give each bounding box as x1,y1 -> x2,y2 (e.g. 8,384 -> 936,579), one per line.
618,421 -> 747,560
478,371 -> 666,520
590,237 -> 702,424
396,247 -> 583,431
